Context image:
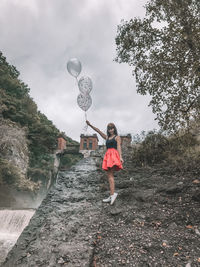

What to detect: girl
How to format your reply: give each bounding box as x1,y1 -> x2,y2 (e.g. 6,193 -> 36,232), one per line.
86,120 -> 124,205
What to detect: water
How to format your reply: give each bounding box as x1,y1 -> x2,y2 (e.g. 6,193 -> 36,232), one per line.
0,209 -> 35,265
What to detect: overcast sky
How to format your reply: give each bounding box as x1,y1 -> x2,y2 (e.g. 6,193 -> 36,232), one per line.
0,0 -> 159,145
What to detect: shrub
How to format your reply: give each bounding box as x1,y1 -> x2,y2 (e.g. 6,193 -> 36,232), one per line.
131,129 -> 200,174
132,130 -> 168,166
27,167 -> 49,183
60,154 -> 83,170
0,158 -> 21,185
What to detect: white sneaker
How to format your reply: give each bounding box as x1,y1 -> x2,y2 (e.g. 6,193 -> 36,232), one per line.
102,196 -> 111,203
110,193 -> 118,205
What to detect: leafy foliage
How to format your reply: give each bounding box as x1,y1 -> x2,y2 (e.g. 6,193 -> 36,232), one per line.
131,129 -> 200,175
0,158 -> 21,185
132,130 -> 169,165
0,52 -> 59,161
58,131 -> 78,145
0,52 -> 79,186
115,0 -> 200,132
60,154 -> 83,170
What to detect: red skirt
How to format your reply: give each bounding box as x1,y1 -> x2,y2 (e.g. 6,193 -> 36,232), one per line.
102,148 -> 123,171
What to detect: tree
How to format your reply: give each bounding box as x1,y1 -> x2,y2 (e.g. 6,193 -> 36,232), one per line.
0,51 -> 81,187
115,0 -> 200,132
0,52 -> 59,175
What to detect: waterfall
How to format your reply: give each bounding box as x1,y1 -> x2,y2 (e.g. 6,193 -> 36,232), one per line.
0,209 -> 35,265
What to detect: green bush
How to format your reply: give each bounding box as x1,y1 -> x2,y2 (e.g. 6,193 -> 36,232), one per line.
27,167 -> 49,183
0,52 -> 59,182
132,130 -> 168,166
167,151 -> 200,174
0,51 -> 81,188
131,129 -> 200,174
60,154 -> 83,169
0,158 -> 21,185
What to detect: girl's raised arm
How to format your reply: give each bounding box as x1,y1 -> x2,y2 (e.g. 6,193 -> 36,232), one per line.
86,120 -> 107,140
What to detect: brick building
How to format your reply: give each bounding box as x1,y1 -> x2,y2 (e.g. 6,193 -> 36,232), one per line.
79,134 -> 99,151
79,133 -> 132,157
57,136 -> 67,151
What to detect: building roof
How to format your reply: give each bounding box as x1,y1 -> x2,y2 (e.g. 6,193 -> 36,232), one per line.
80,133 -> 99,141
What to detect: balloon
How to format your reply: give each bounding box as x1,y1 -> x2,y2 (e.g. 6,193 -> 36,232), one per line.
78,76 -> 92,94
77,93 -> 92,112
67,58 -> 82,78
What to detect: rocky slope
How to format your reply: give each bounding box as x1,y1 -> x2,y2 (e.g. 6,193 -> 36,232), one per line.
0,119 -> 40,207
0,119 -> 29,180
93,166 -> 200,266
2,157 -> 103,267
2,151 -> 200,266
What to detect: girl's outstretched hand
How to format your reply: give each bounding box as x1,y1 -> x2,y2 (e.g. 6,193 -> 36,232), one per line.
120,157 -> 124,164
86,120 -> 91,126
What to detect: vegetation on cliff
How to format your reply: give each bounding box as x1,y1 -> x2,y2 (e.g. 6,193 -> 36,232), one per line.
0,52 -> 80,189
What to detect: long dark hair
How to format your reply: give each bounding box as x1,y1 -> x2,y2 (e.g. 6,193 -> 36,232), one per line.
107,122 -> 118,137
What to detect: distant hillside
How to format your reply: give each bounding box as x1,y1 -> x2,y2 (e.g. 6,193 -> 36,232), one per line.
0,51 -> 79,195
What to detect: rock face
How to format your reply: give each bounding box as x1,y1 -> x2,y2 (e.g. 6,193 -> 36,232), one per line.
2,157 -> 104,267
0,119 -> 39,208
2,150 -> 200,266
0,119 -> 29,177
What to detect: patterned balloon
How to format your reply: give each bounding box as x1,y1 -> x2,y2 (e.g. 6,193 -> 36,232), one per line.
77,93 -> 92,112
78,76 -> 92,94
67,58 -> 82,78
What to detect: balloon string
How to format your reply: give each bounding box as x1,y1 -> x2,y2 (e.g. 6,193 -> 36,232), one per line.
84,112 -> 88,132
75,76 -> 88,132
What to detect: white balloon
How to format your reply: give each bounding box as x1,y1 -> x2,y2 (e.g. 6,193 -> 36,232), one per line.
78,76 -> 92,94
67,58 -> 82,78
77,93 -> 92,112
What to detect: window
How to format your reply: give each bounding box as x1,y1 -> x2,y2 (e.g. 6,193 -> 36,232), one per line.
83,140 -> 87,149
89,140 -> 93,150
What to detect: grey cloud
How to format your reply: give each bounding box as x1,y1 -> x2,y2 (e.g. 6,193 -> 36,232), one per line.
0,0 -> 157,144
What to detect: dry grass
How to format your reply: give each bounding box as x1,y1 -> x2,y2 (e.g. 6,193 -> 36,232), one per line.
131,128 -> 200,175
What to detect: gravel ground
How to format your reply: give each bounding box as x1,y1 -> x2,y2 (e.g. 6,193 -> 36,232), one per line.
2,153 -> 200,267
92,165 -> 200,267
